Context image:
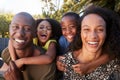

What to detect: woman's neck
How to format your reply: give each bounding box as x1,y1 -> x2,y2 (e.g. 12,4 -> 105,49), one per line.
76,48 -> 102,64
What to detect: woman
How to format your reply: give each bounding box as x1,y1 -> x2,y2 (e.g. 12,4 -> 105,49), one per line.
61,6 -> 120,80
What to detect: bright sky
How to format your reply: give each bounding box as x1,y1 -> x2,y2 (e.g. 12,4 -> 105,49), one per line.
0,0 -> 44,15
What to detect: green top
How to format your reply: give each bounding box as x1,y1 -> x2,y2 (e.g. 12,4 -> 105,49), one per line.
43,39 -> 56,50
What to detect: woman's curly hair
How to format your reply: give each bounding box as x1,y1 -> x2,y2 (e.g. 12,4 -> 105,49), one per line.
69,6 -> 120,58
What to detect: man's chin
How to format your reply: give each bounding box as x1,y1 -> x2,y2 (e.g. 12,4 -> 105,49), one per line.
14,47 -> 25,50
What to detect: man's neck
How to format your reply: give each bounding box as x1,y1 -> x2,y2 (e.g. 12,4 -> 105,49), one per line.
15,45 -> 34,58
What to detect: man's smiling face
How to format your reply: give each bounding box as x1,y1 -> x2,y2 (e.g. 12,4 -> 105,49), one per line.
9,14 -> 34,50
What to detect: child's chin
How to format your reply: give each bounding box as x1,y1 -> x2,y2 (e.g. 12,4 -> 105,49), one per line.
67,40 -> 73,43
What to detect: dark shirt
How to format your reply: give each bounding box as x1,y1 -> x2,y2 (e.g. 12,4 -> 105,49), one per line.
1,47 -> 56,80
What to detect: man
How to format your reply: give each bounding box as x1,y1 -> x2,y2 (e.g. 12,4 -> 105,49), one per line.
1,12 -> 56,80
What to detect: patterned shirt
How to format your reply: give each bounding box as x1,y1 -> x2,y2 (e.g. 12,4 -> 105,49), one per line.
42,39 -> 56,50
62,52 -> 120,80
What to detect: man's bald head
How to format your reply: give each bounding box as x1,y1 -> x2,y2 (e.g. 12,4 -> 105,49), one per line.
12,12 -> 35,27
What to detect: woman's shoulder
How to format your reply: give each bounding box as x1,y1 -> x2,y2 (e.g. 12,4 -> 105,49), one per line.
108,58 -> 120,80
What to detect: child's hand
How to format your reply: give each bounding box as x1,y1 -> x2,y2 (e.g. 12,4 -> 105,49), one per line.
8,40 -> 17,61
72,63 -> 89,75
56,56 -> 66,71
14,59 -> 24,69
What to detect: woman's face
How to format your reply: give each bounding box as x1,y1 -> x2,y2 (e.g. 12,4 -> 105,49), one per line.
81,14 -> 106,53
61,16 -> 77,43
37,20 -> 52,45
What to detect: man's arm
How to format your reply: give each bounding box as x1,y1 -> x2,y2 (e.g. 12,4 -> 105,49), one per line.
3,61 -> 23,80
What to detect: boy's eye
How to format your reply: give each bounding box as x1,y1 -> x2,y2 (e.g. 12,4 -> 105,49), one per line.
62,25 -> 76,30
69,25 -> 76,28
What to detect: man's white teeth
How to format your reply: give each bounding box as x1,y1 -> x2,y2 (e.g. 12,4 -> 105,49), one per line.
15,39 -> 25,43
88,42 -> 98,45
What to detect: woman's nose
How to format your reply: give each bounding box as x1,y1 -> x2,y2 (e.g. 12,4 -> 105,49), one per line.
90,31 -> 98,39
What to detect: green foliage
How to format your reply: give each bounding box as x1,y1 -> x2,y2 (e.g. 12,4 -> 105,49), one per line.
0,13 -> 13,38
40,0 -> 120,21
0,0 -> 120,38
86,0 -> 120,15
33,14 -> 42,20
0,0 -> 120,37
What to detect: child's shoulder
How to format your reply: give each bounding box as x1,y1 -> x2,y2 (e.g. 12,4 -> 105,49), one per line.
59,36 -> 66,41
47,39 -> 57,43
33,45 -> 46,55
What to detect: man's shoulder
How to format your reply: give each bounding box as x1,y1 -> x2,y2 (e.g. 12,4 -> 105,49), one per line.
1,47 -> 11,64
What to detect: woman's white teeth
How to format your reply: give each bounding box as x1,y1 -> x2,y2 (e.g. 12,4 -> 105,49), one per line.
88,42 -> 98,45
15,39 -> 25,43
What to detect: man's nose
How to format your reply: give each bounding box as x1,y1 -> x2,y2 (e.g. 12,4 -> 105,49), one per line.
17,29 -> 25,37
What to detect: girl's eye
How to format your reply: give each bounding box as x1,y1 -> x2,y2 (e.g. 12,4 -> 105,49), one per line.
39,26 -> 51,30
47,27 -> 51,30
39,26 -> 44,29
